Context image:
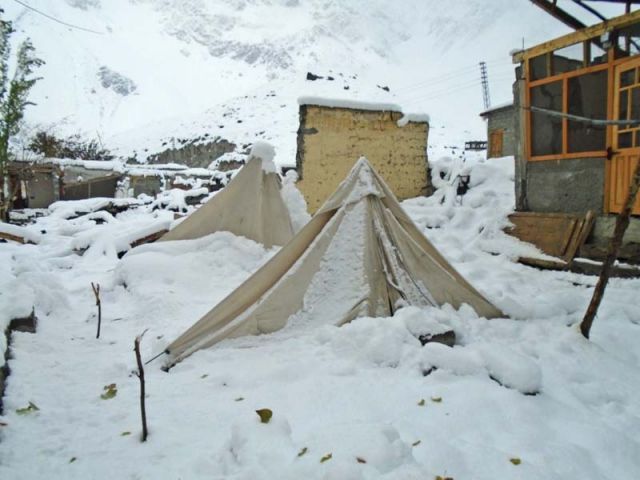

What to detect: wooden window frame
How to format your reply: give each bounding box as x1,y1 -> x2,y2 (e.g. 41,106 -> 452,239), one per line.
525,44 -> 640,162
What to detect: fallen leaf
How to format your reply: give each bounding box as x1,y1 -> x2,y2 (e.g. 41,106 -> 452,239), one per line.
412,440 -> 422,447
320,453 -> 332,463
235,397 -> 244,402
510,457 -> 521,465
16,401 -> 39,415
431,396 -> 442,403
417,399 -> 426,406
200,374 -> 208,379
100,384 -> 117,400
121,431 -> 131,436
256,408 -> 272,423
69,457 -> 77,463
297,447 -> 308,457
356,457 -> 367,464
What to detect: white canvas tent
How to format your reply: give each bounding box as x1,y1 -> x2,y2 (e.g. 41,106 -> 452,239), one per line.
159,143 -> 294,248
164,158 -> 504,367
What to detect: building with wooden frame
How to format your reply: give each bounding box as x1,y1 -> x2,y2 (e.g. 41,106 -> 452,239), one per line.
513,5 -> 640,217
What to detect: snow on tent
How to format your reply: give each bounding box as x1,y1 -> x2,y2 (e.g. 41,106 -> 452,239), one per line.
159,142 -> 294,248
163,157 -> 504,367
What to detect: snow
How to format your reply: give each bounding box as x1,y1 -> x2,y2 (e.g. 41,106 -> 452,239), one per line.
250,140 -> 277,173
2,1 -> 640,476
4,0 -> 599,169
298,96 -> 403,113
1,151 -> 640,479
480,101 -> 514,116
0,222 -> 43,244
397,112 -> 431,127
298,96 -> 431,127
280,170 -> 311,233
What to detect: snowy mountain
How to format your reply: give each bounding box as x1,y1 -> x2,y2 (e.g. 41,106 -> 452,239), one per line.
3,0 -> 630,164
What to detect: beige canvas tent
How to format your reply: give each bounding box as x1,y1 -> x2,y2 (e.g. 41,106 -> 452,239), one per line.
160,143 -> 294,248
164,157 -> 503,367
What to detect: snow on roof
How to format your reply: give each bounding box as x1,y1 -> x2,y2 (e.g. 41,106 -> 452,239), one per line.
397,112 -> 431,127
479,101 -> 514,116
12,157 -> 127,172
298,96 -> 429,125
298,96 -> 403,113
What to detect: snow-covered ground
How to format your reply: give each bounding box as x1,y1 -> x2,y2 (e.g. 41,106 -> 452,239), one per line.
1,156 -> 639,479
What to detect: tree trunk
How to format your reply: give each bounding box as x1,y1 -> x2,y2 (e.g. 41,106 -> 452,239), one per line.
580,160 -> 640,338
134,332 -> 149,442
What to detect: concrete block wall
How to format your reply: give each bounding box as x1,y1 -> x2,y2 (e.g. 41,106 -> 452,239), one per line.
296,105 -> 429,213
525,158 -> 605,214
487,106 -> 516,158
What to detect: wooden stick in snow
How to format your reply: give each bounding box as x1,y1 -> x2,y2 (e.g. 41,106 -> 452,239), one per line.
134,330 -> 149,442
91,282 -> 101,339
580,160 -> 640,339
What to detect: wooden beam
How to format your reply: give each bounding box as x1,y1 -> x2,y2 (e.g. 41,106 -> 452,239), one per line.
513,9 -> 640,63
530,0 -> 588,32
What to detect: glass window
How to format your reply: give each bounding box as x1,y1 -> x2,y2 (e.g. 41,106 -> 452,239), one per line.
531,81 -> 563,156
619,131 -> 632,148
567,71 -> 607,153
553,43 -> 584,74
620,89 -> 629,128
620,68 -> 635,87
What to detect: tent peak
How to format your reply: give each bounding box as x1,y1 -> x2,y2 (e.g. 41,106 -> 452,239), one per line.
317,156 -> 387,214
249,141 -> 277,174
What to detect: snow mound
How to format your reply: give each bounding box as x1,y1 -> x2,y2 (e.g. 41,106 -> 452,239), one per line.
281,170 -> 311,233
480,345 -> 543,395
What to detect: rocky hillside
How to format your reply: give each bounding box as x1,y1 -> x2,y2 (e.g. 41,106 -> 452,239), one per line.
4,0 -> 626,165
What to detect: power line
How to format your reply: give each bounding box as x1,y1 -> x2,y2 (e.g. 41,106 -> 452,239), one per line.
394,62 -> 513,95
393,58 -> 512,94
12,0 -> 104,35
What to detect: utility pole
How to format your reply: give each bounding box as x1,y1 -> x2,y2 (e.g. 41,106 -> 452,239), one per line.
480,61 -> 491,110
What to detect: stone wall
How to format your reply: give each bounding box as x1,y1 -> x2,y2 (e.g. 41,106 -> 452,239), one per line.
27,171 -> 57,208
147,137 -> 236,168
130,175 -> 164,197
296,105 -> 429,213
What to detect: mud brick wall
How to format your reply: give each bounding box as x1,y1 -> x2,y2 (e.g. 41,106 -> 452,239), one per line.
296,105 -> 429,213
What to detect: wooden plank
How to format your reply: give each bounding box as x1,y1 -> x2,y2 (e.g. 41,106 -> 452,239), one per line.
565,210 -> 596,264
513,10 -> 640,63
580,242 -> 640,263
562,218 -> 583,258
519,256 -> 568,270
506,212 -> 580,257
129,229 -> 168,249
0,231 -> 28,244
518,255 -> 640,278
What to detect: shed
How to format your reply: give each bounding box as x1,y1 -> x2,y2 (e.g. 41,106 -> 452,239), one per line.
295,97 -> 430,213
507,2 -> 640,263
479,102 -> 515,158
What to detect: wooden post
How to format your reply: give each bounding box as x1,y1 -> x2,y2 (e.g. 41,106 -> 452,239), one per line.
134,330 -> 149,442
580,160 -> 640,338
91,282 -> 101,339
